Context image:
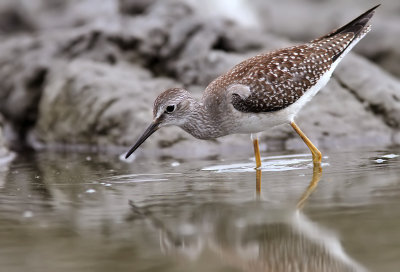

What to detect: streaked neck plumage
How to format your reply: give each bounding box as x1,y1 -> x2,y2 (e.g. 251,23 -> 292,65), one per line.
180,94 -> 230,140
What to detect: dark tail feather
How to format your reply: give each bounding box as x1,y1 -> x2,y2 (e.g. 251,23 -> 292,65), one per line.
328,4 -> 379,38
313,4 -> 380,43
322,5 -> 380,62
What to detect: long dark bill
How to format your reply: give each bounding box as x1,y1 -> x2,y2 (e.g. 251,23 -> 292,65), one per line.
125,122 -> 159,159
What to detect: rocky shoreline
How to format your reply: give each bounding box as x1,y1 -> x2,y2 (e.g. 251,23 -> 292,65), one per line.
1,0 -> 399,159
0,114 -> 15,165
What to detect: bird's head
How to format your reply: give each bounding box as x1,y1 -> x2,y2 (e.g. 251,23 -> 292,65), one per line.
125,88 -> 194,159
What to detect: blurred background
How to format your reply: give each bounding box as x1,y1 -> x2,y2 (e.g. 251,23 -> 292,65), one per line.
1,2 -> 400,272
0,0 -> 399,160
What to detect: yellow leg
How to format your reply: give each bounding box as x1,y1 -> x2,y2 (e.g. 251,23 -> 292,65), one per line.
290,121 -> 322,165
252,137 -> 262,169
296,164 -> 322,210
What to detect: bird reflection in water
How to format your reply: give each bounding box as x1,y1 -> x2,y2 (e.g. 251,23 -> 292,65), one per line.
129,165 -> 366,272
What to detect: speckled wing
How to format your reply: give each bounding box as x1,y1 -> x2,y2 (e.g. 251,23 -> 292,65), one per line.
230,5 -> 378,113
230,40 -> 349,113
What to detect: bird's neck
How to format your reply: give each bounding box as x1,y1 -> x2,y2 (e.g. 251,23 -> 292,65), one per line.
180,100 -> 227,140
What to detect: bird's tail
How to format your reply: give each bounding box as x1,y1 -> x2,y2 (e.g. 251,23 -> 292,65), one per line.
312,4 -> 380,43
311,5 -> 379,62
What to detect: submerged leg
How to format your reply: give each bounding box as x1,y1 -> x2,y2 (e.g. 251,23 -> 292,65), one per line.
251,134 -> 262,169
290,121 -> 322,165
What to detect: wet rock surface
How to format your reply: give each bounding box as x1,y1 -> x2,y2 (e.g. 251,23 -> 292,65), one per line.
0,0 -> 399,158
0,114 -> 15,164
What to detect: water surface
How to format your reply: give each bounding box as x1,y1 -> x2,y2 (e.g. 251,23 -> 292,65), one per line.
0,149 -> 400,271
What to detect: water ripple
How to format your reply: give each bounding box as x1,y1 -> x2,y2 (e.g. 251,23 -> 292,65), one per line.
202,154 -> 327,173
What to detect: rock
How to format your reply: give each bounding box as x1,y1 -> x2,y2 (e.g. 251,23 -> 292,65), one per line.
119,0 -> 157,15
17,0 -> 119,32
335,54 -> 400,129
0,0 -> 35,36
0,25 -> 126,148
0,35 -> 49,149
31,60 -> 178,150
0,114 -> 15,166
0,0 -> 399,158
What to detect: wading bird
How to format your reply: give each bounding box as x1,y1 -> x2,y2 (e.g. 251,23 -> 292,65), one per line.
125,5 -> 379,168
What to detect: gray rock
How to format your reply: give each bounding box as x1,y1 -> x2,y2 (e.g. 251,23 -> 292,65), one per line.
0,24 -> 128,148
31,60 -> 171,148
0,0 -> 399,159
119,0 -> 157,15
335,54 -> 400,129
0,35 -> 50,148
0,0 -> 35,36
0,114 -> 15,165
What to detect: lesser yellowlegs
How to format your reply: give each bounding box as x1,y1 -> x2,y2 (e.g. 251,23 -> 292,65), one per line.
125,5 -> 379,168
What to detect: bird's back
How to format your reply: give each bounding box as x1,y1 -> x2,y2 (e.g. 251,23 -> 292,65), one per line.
203,5 -> 378,114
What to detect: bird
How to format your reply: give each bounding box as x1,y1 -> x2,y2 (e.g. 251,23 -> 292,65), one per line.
125,5 -> 379,168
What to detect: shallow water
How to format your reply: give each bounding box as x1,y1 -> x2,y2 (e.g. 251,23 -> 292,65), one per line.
1,148 -> 400,272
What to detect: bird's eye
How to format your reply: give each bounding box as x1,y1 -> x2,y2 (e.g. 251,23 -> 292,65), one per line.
165,105 -> 175,113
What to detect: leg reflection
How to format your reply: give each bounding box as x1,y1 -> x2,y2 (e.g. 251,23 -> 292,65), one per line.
256,168 -> 261,198
296,164 -> 323,210
255,163 -> 322,207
